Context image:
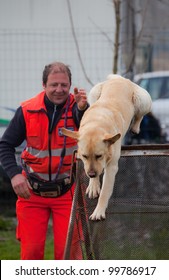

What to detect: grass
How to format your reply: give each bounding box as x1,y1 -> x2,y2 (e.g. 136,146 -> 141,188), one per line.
0,216 -> 20,260
1,210 -> 169,260
0,216 -> 54,260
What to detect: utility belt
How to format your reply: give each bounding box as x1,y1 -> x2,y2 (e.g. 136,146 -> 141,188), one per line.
28,174 -> 73,198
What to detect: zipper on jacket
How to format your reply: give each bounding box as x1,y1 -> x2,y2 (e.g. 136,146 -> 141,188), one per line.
48,104 -> 57,181
49,104 -> 57,133
48,134 -> 52,181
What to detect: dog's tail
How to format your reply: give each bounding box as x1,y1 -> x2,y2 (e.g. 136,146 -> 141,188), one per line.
132,83 -> 152,115
131,83 -> 152,134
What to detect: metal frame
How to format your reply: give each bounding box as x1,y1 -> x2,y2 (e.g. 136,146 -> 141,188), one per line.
64,144 -> 169,259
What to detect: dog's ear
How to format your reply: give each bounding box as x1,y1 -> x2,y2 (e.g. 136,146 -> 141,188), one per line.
61,127 -> 79,140
103,133 -> 121,145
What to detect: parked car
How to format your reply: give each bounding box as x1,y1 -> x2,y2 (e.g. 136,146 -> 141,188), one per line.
134,71 -> 169,142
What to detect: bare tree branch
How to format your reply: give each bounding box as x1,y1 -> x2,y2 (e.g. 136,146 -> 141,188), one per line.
66,0 -> 94,86
88,17 -> 114,49
112,0 -> 121,73
122,0 -> 149,76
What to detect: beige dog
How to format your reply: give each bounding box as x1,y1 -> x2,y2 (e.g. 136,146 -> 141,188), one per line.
61,75 -> 152,220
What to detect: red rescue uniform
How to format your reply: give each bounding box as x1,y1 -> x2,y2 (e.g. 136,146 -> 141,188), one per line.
16,92 -> 82,260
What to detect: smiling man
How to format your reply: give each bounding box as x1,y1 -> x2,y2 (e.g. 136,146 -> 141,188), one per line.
0,61 -> 89,260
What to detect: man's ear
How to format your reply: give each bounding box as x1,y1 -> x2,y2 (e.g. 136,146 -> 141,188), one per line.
42,82 -> 46,90
103,133 -> 121,145
61,127 -> 79,140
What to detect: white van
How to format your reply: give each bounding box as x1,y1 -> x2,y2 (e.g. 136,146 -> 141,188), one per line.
134,71 -> 169,141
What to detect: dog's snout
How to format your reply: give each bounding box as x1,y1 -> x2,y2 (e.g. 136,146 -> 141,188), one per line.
88,170 -> 97,178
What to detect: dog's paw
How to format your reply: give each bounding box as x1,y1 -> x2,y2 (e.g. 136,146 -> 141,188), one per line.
131,122 -> 141,134
131,128 -> 140,134
89,208 -> 106,221
86,183 -> 100,199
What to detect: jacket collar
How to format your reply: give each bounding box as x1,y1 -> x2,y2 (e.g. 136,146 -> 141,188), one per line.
25,91 -> 67,112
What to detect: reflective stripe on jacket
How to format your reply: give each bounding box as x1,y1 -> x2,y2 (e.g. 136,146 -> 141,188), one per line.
21,91 -> 78,181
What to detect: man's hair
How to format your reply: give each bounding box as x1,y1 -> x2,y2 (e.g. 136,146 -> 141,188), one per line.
42,62 -> 72,85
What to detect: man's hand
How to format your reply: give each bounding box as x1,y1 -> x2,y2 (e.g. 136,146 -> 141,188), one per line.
11,174 -> 31,199
74,87 -> 88,110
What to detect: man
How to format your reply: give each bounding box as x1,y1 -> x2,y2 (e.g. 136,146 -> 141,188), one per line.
0,61 -> 88,260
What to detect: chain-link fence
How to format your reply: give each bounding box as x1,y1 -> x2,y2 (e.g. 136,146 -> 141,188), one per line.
0,27 -> 114,114
64,145 -> 169,260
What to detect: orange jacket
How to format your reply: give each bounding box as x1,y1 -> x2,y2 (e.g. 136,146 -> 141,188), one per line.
21,91 -> 78,181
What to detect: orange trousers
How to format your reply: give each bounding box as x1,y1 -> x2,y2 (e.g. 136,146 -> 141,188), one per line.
16,185 -> 82,260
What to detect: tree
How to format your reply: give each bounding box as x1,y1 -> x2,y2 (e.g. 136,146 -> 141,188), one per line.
66,0 -> 94,86
112,0 -> 121,74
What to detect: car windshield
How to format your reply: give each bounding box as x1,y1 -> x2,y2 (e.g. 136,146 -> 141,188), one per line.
138,76 -> 169,101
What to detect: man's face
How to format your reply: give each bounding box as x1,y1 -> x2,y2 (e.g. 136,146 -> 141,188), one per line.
43,72 -> 71,105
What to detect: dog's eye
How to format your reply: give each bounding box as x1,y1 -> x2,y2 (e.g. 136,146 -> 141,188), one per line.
95,155 -> 102,159
82,154 -> 88,159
